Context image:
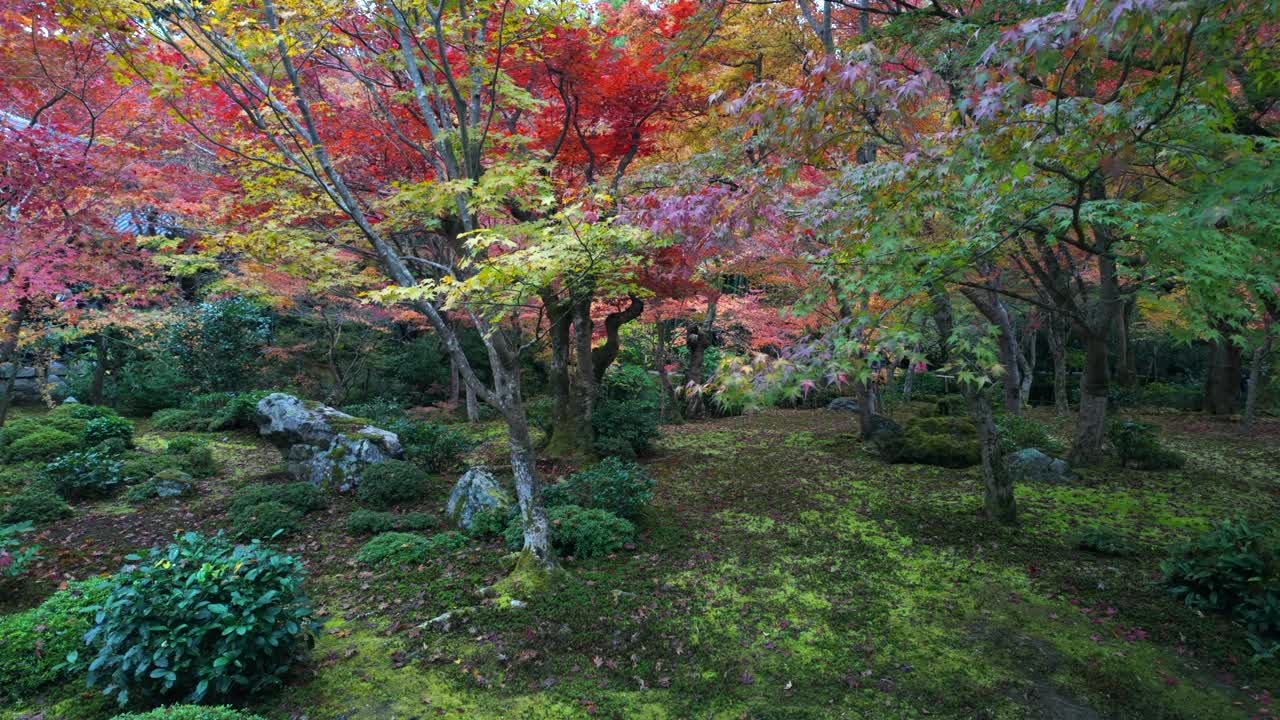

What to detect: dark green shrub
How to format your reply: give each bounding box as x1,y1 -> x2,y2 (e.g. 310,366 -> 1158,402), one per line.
94,437 -> 129,455
895,416 -> 979,468
933,394 -> 968,417
1072,526 -> 1134,556
342,399 -> 407,425
355,530 -> 466,565
467,505 -> 515,538
504,504 -> 635,559
996,413 -> 1065,455
0,578 -> 110,701
231,482 -> 326,514
0,461 -> 40,493
166,297 -> 273,393
120,453 -> 183,484
543,457 -> 655,519
206,391 -> 271,431
4,429 -> 80,463
344,509 -> 437,536
150,408 -> 208,431
51,403 -> 119,421
111,706 -> 267,720
175,442 -> 218,479
81,416 -> 135,449
1162,519 -> 1279,658
45,449 -> 123,500
592,364 -> 662,459
165,436 -> 201,454
125,469 -> 195,505
356,460 -> 429,509
1,484 -> 73,525
1,520 -> 40,578
84,532 -> 320,705
1108,420 -> 1185,470
230,501 -> 303,540
116,358 -> 191,416
389,420 -> 474,473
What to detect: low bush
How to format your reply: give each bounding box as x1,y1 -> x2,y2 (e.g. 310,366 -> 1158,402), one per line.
390,420 -> 474,473
933,394 -> 968,417
3,429 -> 80,464
345,509 -> 437,536
82,416 -> 135,449
592,364 -> 662,459
467,505 -> 515,539
1071,526 -> 1134,556
111,707 -> 267,720
229,500 -> 303,540
356,460 -> 429,509
543,457 -> 655,519
504,504 -> 635,559
174,442 -> 218,478
52,403 -> 119,421
150,408 -> 209,432
0,461 -> 40,493
207,391 -> 272,431
84,532 -> 320,705
1,520 -> 40,578
1108,420 -> 1185,470
0,578 -> 110,702
124,469 -> 195,505
1,484 -> 73,525
342,399 -> 407,425
231,482 -> 327,514
894,416 -> 979,468
996,413 -> 1065,455
355,530 -> 466,565
120,453 -> 182,484
45,449 -> 123,500
1162,519 -> 1279,659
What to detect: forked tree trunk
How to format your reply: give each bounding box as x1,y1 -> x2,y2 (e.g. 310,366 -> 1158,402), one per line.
1069,334 -> 1110,466
970,387 -> 1016,524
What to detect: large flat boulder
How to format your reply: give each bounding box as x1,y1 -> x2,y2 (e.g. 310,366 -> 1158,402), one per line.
1006,448 -> 1076,485
254,393 -> 402,490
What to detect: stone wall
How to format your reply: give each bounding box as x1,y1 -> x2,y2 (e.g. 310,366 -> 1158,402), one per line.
0,362 -> 72,403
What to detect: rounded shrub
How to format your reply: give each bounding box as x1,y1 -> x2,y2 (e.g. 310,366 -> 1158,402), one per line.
84,532 -> 320,706
996,413 -> 1065,456
1,484 -> 73,525
504,504 -> 635,559
894,416 -> 980,468
230,482 -> 326,514
592,364 -> 662,459
229,501 -> 303,540
389,420 -> 474,473
111,706 -> 267,720
45,449 -> 123,500
52,403 -> 119,421
0,578 -> 111,702
344,509 -> 437,536
466,505 -> 515,539
150,408 -> 209,432
120,453 -> 186,484
81,416 -> 135,449
355,531 -> 466,566
543,456 -> 655,519
4,429 -> 80,464
356,460 -> 429,509
1108,420 -> 1186,470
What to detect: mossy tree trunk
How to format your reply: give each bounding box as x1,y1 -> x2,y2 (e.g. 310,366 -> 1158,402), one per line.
1242,315 -> 1273,433
1048,315 -> 1071,416
1069,333 -> 1110,466
969,386 -> 1016,524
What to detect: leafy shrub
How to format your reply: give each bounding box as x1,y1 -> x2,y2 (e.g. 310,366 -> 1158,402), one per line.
933,394 -> 968,417
206,391 -> 271,431
94,437 -> 130,455
344,509 -> 437,536
166,296 -> 274,393
356,460 -> 429,509
125,469 -> 195,505
1,484 -> 73,525
231,482 -> 326,514
52,403 -> 119,421
165,436 -> 201,454
1072,526 -> 1133,556
0,461 -> 40,493
3,429 -> 80,463
467,505 -> 515,539
174,442 -> 218,479
543,456 -> 655,519
342,399 -> 407,425
355,530 -> 466,565
120,453 -> 184,484
389,420 -> 474,473
592,364 -> 662,459
150,408 -> 209,432
0,578 -> 110,701
45,449 -> 123,500
1162,519 -> 1279,658
504,504 -> 635,559
895,416 -> 979,468
996,413 -> 1065,455
116,358 -> 192,416
1108,420 -> 1186,470
110,706 -> 267,720
230,501 -> 303,540
1,520 -> 40,578
84,532 -> 319,705
82,416 -> 135,449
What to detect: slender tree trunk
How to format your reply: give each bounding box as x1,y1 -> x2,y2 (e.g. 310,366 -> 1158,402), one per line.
500,385 -> 552,567
1070,333 -> 1110,466
1115,297 -> 1137,387
929,283 -> 954,367
465,385 -> 479,422
1203,329 -> 1243,415
1243,318 -> 1273,433
90,330 -> 108,406
449,355 -> 461,408
570,295 -> 597,455
970,387 -> 1016,524
683,299 -> 718,419
654,316 -> 681,423
0,304 -> 28,427
1017,327 -> 1035,409
857,380 -> 876,437
1049,316 -> 1070,416
960,287 -> 1022,414
542,296 -> 583,457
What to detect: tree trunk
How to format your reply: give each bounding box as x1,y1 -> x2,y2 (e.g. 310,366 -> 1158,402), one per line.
1017,327 -> 1035,409
90,330 -> 109,406
542,296 -> 585,457
960,287 -> 1022,415
0,303 -> 28,427
1115,298 -> 1137,387
683,299 -> 718,419
1243,319 -> 1273,433
970,387 -> 1016,524
1069,334 -> 1109,466
856,380 -> 876,438
465,384 -> 479,422
654,317 -> 681,423
1049,316 -> 1070,416
570,295 -> 597,455
1203,330 -> 1243,415
929,283 -> 954,367
449,354 -> 461,408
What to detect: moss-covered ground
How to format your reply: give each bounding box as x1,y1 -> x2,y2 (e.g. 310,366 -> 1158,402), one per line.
3,405 -> 1278,719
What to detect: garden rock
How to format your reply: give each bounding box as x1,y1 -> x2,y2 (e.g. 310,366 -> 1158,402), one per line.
1005,448 -> 1075,485
254,393 -> 403,489
151,470 -> 194,498
446,467 -> 512,531
827,397 -> 860,413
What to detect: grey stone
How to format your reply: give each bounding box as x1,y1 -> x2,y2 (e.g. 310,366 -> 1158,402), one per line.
62,396 -> 80,405
827,397 -> 861,413
1005,448 -> 1076,485
254,393 -> 403,489
151,470 -> 194,498
446,467 -> 512,531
